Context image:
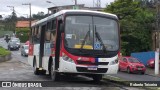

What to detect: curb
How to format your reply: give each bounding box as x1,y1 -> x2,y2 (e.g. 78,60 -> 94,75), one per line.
145,73 -> 160,78
0,53 -> 12,62
103,75 -> 158,90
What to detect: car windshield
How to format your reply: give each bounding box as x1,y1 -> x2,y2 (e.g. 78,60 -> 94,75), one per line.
11,40 -> 19,43
65,16 -> 119,51
12,38 -> 20,41
128,58 -> 140,63
24,46 -> 29,49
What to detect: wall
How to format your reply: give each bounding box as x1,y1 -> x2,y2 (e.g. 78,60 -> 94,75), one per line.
131,51 -> 155,65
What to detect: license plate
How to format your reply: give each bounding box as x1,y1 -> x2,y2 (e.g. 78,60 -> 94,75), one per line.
98,58 -> 107,62
87,67 -> 97,70
138,68 -> 142,70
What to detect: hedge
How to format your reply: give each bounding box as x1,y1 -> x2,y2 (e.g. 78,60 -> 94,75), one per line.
16,28 -> 30,43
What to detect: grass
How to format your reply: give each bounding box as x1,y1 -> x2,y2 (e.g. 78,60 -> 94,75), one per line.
0,46 -> 11,56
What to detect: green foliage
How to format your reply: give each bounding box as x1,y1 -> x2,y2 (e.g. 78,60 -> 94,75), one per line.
32,11 -> 47,20
104,0 -> 155,56
16,28 -> 29,43
0,30 -> 13,38
3,11 -> 17,33
0,46 -> 11,56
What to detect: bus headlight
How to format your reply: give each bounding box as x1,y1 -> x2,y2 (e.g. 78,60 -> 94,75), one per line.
109,58 -> 118,65
62,54 -> 74,63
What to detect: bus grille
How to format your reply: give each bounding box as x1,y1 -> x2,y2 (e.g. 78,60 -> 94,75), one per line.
76,60 -> 109,65
76,67 -> 108,73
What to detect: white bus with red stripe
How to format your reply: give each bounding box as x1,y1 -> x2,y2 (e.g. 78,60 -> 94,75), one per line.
28,10 -> 120,81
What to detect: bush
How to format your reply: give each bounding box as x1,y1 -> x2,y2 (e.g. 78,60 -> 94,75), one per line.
16,28 -> 30,43
0,47 -> 11,56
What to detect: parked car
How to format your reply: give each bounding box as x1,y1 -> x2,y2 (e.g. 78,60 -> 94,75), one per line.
119,56 -> 146,74
147,58 -> 160,68
21,45 -> 29,56
8,39 -> 20,50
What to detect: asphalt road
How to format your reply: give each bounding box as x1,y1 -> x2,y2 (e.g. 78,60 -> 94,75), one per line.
0,37 -> 151,90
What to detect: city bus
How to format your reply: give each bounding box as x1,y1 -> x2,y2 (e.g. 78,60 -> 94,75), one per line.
28,10 -> 120,82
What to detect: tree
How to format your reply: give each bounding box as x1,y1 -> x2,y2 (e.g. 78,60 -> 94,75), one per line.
32,11 -> 47,20
104,0 -> 155,55
3,11 -> 17,33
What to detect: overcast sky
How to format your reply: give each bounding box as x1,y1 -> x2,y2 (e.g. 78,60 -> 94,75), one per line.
0,0 -> 115,17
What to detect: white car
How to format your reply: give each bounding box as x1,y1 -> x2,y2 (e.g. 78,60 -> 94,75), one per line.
21,45 -> 29,56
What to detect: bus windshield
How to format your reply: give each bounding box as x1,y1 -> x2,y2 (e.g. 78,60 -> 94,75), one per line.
64,15 -> 119,51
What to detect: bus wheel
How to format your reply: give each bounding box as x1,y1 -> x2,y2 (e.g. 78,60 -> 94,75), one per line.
33,60 -> 39,75
50,60 -> 60,81
92,74 -> 102,82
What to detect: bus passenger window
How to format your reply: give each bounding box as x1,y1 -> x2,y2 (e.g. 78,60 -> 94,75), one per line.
45,31 -> 51,42
50,30 -> 56,48
33,27 -> 40,44
51,20 -> 56,30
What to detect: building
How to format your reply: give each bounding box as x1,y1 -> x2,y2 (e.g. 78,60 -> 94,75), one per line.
48,4 -> 104,14
16,21 -> 36,28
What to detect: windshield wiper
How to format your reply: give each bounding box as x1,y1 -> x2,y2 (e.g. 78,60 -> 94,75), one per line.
80,24 -> 90,51
94,25 -> 107,53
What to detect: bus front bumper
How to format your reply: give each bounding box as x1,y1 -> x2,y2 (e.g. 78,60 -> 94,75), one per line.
59,57 -> 118,74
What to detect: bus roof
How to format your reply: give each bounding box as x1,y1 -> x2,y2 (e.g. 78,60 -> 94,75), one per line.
32,10 -> 118,27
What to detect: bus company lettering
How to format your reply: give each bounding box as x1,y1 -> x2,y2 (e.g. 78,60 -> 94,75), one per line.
130,83 -> 157,87
12,82 -> 42,87
130,83 -> 143,86
78,57 -> 95,63
28,83 -> 42,87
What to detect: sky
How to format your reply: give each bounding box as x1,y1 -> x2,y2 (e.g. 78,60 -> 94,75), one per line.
0,0 -> 115,18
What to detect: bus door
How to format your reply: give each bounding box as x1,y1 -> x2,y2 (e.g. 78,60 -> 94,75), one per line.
54,19 -> 63,70
39,25 -> 46,68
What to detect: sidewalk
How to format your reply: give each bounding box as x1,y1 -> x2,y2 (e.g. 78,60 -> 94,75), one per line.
145,67 -> 160,77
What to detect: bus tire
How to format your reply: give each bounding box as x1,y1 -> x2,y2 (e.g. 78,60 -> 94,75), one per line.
33,59 -> 40,75
50,60 -> 60,81
92,74 -> 102,82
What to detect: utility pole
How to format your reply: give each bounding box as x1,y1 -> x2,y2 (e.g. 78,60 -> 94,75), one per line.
75,0 -> 77,6
75,0 -> 77,9
155,0 -> 160,75
22,3 -> 31,30
93,0 -> 95,7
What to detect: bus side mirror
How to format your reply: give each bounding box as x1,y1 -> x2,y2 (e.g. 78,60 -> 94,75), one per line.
60,24 -> 64,32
